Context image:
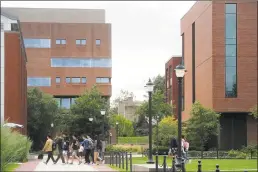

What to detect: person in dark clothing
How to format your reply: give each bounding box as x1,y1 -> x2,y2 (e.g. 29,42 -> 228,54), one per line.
63,136 -> 70,164
82,136 -> 91,164
54,134 -> 65,164
169,137 -> 178,156
70,135 -> 81,165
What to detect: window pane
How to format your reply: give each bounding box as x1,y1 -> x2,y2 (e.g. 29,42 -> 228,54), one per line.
225,67 -> 237,97
76,40 -> 81,45
27,77 -> 51,86
96,77 -> 110,83
56,77 -> 61,83
225,14 -> 236,39
226,44 -> 236,57
24,38 -> 51,48
225,4 -> 236,14
66,77 -> 71,83
96,39 -> 101,45
93,59 -> 112,68
56,39 -> 61,44
61,39 -> 66,44
51,58 -> 111,68
71,98 -> 76,105
81,39 -> 86,45
61,98 -> 70,109
55,98 -> 60,107
226,57 -> 236,67
82,77 -> 87,83
225,38 -> 236,45
71,77 -> 80,83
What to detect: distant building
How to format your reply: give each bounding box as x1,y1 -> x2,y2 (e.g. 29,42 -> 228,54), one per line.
117,97 -> 143,122
1,13 -> 27,134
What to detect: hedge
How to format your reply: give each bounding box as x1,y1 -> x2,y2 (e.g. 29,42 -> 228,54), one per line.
118,136 -> 148,144
1,125 -> 32,171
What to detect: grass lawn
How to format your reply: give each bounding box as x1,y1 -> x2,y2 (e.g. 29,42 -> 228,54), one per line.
4,163 -> 20,172
110,157 -> 257,172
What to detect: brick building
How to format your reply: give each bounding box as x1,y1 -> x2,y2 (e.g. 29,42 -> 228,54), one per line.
1,7 -> 112,109
165,55 -> 182,116
1,13 -> 27,134
181,1 -> 257,150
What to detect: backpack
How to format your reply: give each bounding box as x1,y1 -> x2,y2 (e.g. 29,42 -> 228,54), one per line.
63,141 -> 69,150
52,141 -> 57,150
88,139 -> 94,149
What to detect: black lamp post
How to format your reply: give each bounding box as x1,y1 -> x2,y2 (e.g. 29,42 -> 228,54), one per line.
89,117 -> 93,137
116,122 -> 119,144
145,78 -> 155,164
101,110 -> 106,138
174,64 -> 186,169
156,115 -> 160,154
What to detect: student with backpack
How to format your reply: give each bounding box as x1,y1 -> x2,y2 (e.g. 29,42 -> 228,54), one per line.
70,135 -> 82,165
82,135 -> 92,164
42,134 -> 55,165
54,133 -> 65,164
62,136 -> 70,164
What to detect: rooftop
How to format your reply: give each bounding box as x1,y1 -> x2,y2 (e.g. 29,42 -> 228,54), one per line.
1,7 -> 106,23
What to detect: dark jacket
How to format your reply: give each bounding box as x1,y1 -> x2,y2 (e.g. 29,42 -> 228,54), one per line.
56,137 -> 63,152
170,137 -> 178,149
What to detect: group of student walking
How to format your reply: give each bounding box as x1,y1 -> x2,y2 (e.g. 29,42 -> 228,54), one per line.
42,133 -> 105,165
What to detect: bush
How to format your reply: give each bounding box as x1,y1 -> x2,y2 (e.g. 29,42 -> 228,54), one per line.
118,137 -> 148,144
228,150 -> 247,159
1,125 -> 32,171
106,144 -> 144,153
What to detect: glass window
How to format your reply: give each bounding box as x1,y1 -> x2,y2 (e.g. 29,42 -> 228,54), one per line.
225,14 -> 236,39
225,67 -> 237,97
226,4 -> 236,14
76,39 -> 86,45
71,98 -> 76,105
226,38 -> 236,45
27,77 -> 51,86
56,39 -> 61,45
71,77 -> 80,83
81,39 -> 86,45
55,98 -> 61,107
226,44 -> 236,57
66,77 -> 71,83
82,77 -> 87,83
92,59 -> 112,68
24,39 -> 51,48
61,39 -> 66,45
226,57 -> 236,67
76,39 -> 81,45
61,98 -> 71,109
56,77 -> 61,83
96,77 -> 110,83
96,39 -> 101,45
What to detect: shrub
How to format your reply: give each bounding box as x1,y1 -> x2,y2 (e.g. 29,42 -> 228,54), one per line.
228,150 -> 247,159
118,137 -> 148,144
1,125 -> 32,171
106,144 -> 144,153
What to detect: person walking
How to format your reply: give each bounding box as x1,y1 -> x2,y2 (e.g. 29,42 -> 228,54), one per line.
70,135 -> 82,165
87,135 -> 95,164
82,136 -> 91,164
100,137 -> 106,163
54,133 -> 65,164
62,135 -> 70,164
42,134 -> 55,165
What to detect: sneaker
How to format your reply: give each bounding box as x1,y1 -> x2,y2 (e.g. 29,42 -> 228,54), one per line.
78,161 -> 82,165
43,162 -> 47,165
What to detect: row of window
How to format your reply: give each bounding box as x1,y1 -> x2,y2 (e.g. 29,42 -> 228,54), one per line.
55,97 -> 76,109
23,38 -> 101,48
225,3 -> 237,98
51,58 -> 112,68
28,77 -> 111,86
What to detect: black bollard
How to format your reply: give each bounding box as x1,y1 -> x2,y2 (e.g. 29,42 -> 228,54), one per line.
215,164 -> 220,172
172,156 -> 176,172
155,153 -> 158,172
130,152 -> 133,172
126,152 -> 128,172
122,152 -> 125,169
115,153 -> 118,167
119,152 -> 121,168
197,160 -> 202,172
163,155 -> 166,172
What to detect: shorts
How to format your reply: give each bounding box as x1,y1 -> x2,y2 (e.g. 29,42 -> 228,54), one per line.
72,150 -> 78,156
63,150 -> 68,156
78,151 -> 83,157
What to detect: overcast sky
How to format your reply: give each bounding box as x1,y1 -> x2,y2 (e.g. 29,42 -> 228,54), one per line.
1,1 -> 195,101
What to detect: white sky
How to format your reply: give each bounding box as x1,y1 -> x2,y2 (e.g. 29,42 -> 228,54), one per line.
1,1 -> 195,101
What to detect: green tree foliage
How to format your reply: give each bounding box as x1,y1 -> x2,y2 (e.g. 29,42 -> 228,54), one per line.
109,114 -> 134,137
70,86 -> 109,136
250,105 -> 257,119
153,116 -> 177,147
27,88 -> 59,151
185,101 -> 220,151
152,75 -> 165,94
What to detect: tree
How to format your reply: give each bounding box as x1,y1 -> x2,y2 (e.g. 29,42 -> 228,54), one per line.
250,105 -> 257,119
27,88 -> 59,151
70,86 -> 109,137
153,116 -> 177,147
153,75 -> 165,94
185,101 -> 220,154
109,114 -> 134,137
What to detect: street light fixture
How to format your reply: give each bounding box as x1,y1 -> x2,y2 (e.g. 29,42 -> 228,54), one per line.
89,117 -> 94,137
51,123 -> 54,128
174,64 -> 186,170
116,122 -> 119,144
101,110 -> 106,139
145,78 -> 154,164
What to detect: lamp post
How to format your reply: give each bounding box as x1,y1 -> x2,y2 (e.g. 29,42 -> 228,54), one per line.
89,117 -> 93,137
145,78 -> 154,164
101,110 -> 106,138
156,115 -> 160,154
109,132 -> 112,144
174,64 -> 186,169
116,122 -> 119,144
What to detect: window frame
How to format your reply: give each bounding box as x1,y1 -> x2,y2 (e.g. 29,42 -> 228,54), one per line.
76,39 -> 87,45
56,77 -> 61,84
96,77 -> 110,84
66,77 -> 71,84
56,39 -> 66,45
81,77 -> 87,84
71,77 -> 81,84
96,39 -> 101,46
